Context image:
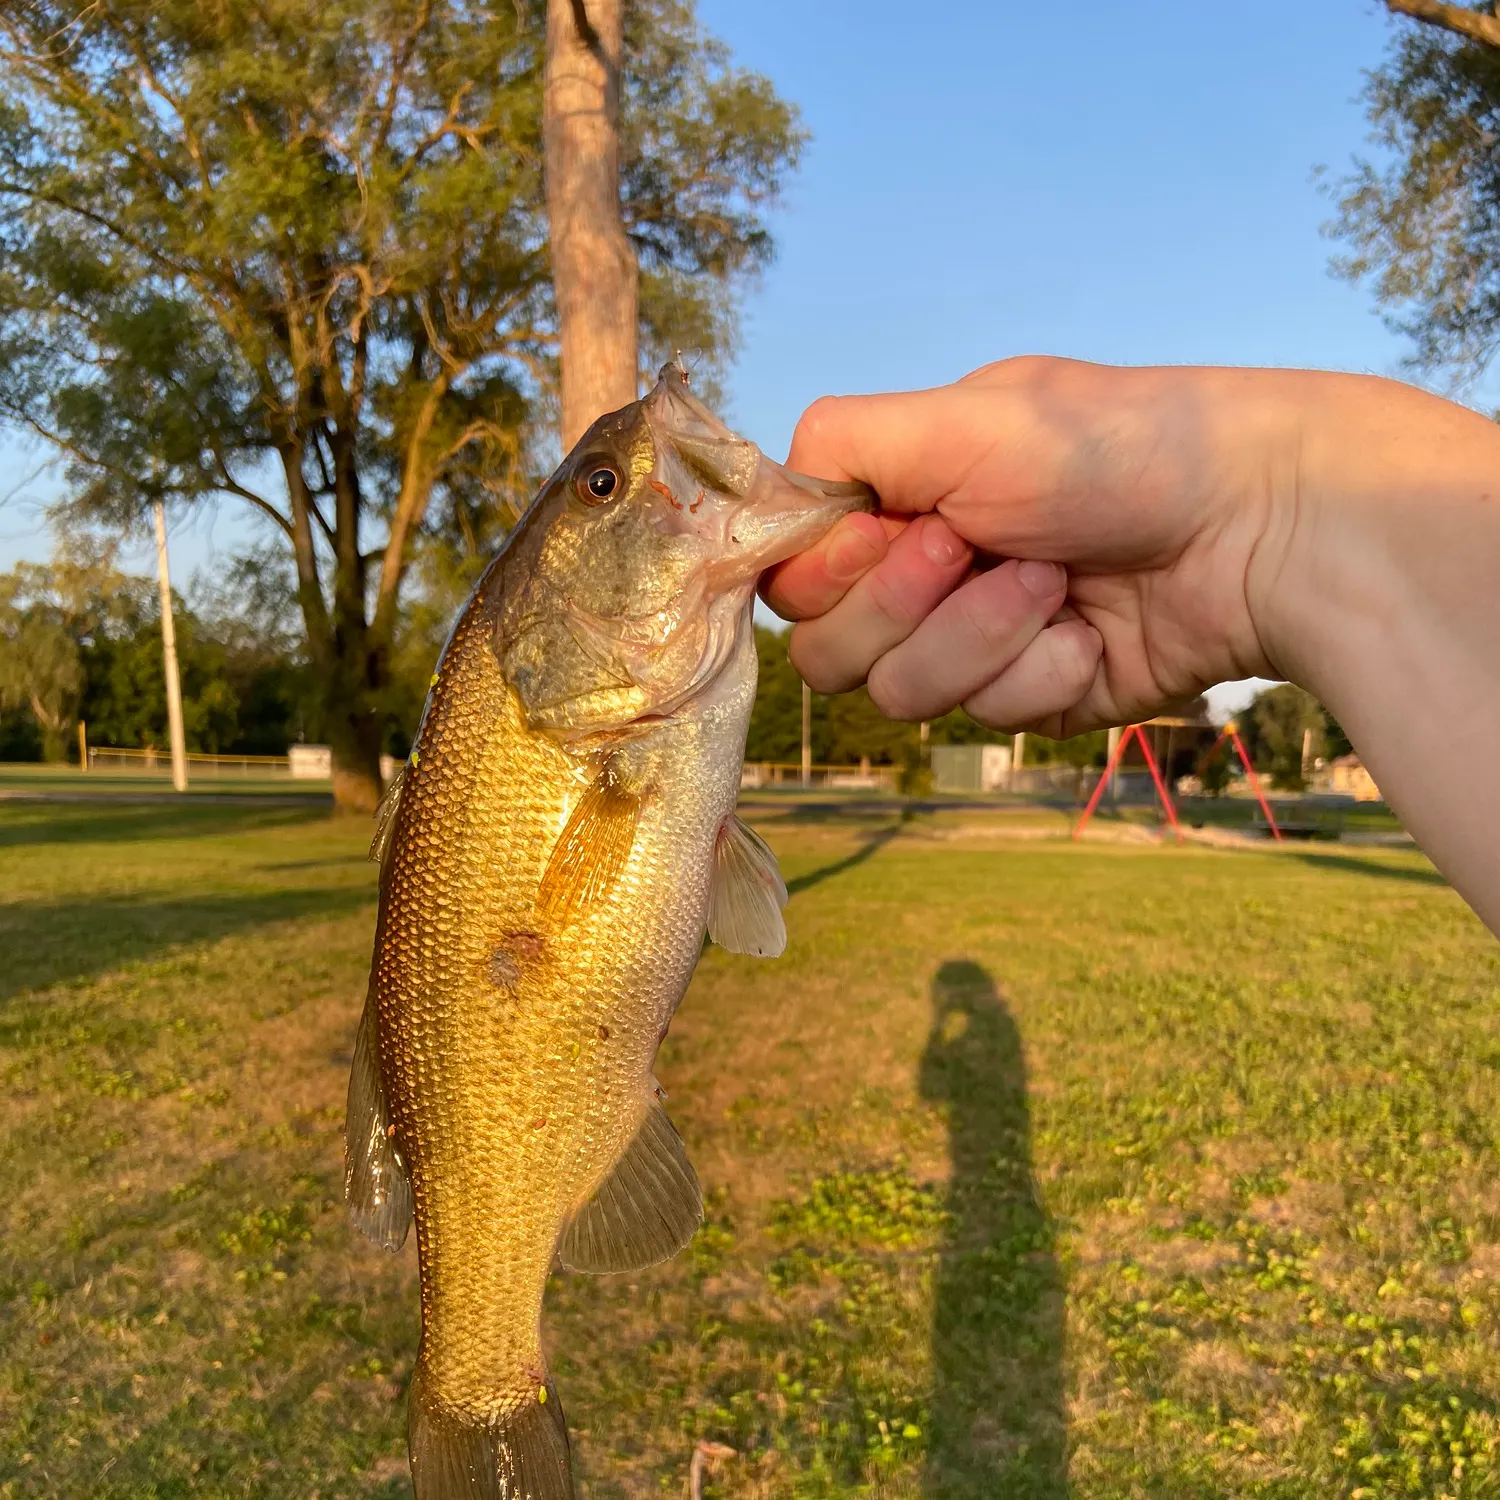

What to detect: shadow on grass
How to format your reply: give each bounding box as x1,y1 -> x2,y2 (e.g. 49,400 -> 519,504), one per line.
785,809 -> 913,898
0,885 -> 374,1002
920,960 -> 1065,1499
0,801 -> 329,850
1289,850 -> 1447,888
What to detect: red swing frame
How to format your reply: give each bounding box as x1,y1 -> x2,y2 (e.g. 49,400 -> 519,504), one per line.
1071,723 -> 1283,844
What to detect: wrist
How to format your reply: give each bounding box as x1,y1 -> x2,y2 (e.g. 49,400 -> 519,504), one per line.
1249,375 -> 1500,704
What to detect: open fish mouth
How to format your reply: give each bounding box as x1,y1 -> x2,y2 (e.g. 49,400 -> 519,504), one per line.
640,360 -> 876,586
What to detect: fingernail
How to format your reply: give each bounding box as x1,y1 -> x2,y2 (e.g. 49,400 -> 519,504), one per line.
1017,559 -> 1065,597
920,516 -> 967,567
825,520 -> 882,581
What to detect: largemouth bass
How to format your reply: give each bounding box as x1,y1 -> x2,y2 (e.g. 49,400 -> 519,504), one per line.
345,363 -> 871,1500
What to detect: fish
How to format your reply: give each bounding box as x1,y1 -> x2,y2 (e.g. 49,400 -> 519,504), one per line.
344,361 -> 873,1500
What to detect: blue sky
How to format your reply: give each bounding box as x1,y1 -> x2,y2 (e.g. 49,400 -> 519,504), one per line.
0,0 -> 1433,712
698,0 -> 1412,441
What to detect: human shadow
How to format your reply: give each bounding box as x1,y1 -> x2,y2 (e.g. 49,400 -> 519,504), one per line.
784,808 -> 913,898
1288,850 -> 1448,888
919,960 -> 1067,1499
0,885 -> 374,1003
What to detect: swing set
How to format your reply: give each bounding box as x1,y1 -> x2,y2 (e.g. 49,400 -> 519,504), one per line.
1072,722 -> 1282,844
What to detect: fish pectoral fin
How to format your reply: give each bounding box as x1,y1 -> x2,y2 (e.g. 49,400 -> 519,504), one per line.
368,757 -> 410,871
343,988 -> 412,1252
409,1364 -> 573,1500
536,760 -> 642,924
556,1098 -> 703,1274
708,814 -> 788,958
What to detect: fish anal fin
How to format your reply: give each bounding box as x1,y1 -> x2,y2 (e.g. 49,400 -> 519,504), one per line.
408,1366 -> 573,1500
708,814 -> 788,958
369,758 -> 411,869
557,1097 -> 703,1274
537,761 -> 641,924
344,988 -> 412,1252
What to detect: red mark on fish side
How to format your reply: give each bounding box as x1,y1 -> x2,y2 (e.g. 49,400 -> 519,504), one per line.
690,489 -> 704,513
649,479 -> 681,510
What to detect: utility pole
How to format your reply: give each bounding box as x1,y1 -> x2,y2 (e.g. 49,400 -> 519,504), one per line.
77,719 -> 87,772
1106,724 -> 1121,800
152,500 -> 188,793
1011,731 -> 1026,791
800,680 -> 811,788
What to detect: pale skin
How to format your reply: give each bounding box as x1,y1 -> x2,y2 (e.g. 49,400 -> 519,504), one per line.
760,358 -> 1500,936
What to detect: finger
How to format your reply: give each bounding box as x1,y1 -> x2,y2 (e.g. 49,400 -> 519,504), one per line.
785,360 -> 1077,532
785,388 -> 983,516
787,514 -> 973,693
865,559 -> 1068,720
960,616 -> 1105,731
758,511 -> 897,622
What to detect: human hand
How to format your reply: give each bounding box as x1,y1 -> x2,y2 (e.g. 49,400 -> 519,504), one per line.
763,357 -> 1311,736
764,356 -> 1500,935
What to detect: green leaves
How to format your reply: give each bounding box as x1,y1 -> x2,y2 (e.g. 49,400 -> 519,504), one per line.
0,1 -> 802,797
1330,19 -> 1500,383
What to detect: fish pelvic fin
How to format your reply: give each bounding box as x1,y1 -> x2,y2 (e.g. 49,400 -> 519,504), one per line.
708,814 -> 788,958
369,756 -> 411,871
408,1366 -> 574,1500
344,986 -> 413,1252
557,1097 -> 703,1274
536,759 -> 641,925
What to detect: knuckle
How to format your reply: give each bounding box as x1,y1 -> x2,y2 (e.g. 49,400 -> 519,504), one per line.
958,579 -> 1022,654
791,394 -> 847,453
789,636 -> 855,696
867,660 -> 922,721
1052,620 -> 1102,687
960,354 -> 1077,390
862,567 -> 921,633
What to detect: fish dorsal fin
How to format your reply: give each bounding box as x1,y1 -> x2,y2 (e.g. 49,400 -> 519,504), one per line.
343,988 -> 412,1252
537,760 -> 641,924
556,1097 -> 703,1274
368,757 -> 410,870
708,814 -> 788,958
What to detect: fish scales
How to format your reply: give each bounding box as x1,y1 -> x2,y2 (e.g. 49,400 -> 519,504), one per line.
347,363 -> 872,1499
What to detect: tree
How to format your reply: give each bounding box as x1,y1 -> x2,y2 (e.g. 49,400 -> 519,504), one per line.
546,0 -> 637,444
0,566 -> 83,760
0,543 -> 253,759
79,594 -> 241,755
0,1 -> 802,810
1330,2 -> 1500,383
1239,684 -> 1326,792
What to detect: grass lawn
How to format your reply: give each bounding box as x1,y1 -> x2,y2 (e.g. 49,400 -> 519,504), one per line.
3,799 -> 1498,1498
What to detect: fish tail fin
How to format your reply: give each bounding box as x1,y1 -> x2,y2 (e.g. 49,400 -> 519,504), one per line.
408,1365 -> 574,1500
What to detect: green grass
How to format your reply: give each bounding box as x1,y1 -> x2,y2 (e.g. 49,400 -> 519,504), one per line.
3,800 -> 1498,1497
0,762 -> 329,801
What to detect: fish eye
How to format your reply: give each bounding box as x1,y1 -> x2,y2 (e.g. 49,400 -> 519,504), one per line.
575,462 -> 622,504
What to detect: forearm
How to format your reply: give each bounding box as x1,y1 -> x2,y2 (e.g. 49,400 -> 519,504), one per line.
1257,376 -> 1500,928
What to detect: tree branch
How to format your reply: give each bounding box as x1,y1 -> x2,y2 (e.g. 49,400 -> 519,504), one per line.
1387,0 -> 1500,49
373,374 -> 450,636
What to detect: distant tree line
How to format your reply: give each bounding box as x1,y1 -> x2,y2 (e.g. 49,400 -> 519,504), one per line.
0,549 -> 1360,784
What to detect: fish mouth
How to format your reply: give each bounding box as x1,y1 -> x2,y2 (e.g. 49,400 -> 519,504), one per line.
643,361 -> 877,583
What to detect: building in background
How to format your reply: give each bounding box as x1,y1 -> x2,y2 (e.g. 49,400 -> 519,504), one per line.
1327,754 -> 1381,802
931,743 -> 1012,794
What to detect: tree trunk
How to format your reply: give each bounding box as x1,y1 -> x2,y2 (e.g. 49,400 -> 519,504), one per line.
544,0 -> 638,447
327,692 -> 385,816
279,440 -> 385,816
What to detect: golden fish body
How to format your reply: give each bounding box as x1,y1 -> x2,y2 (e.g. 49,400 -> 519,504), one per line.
345,364 -> 871,1500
